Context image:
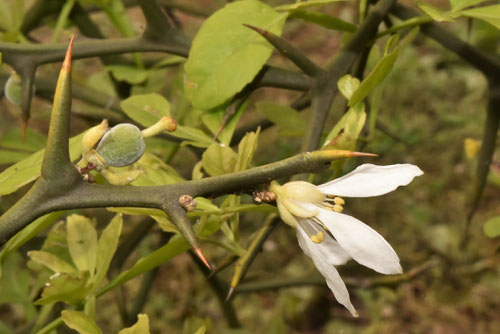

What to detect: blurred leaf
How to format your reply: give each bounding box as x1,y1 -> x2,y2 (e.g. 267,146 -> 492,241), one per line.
98,236 -> 190,296
276,0 -> 345,11
107,65 -> 149,84
450,0 -> 487,12
289,10 -> 356,32
349,45 -> 400,107
417,2 -> 454,22
0,127 -> 46,151
36,272 -> 91,305
66,215 -> 98,277
107,207 -> 167,217
337,75 -> 360,100
235,129 -> 260,172
193,197 -> 220,212
184,0 -> 287,109
28,251 -> 76,274
0,133 -> 84,196
0,212 -> 64,278
86,71 -> 116,97
460,5 -> 500,29
95,214 -> 123,287
119,314 -> 150,334
153,55 -> 185,67
202,143 -> 237,176
256,102 -> 304,136
120,93 -> 171,127
61,310 -> 102,334
483,216 -> 500,238
0,253 -> 37,320
0,150 -> 30,164
464,138 -> 481,159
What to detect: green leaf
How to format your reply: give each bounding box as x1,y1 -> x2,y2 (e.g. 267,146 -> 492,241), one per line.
107,65 -> 149,84
66,215 -> 98,277
0,150 -> 30,164
28,251 -> 76,274
337,75 -> 360,100
202,101 -> 247,146
0,127 -> 47,152
118,314 -> 150,334
289,10 -> 356,32
349,46 -> 400,107
107,207 -> 167,217
450,0 -> 487,12
322,103 -> 366,149
98,236 -> 190,296
184,0 -> 287,109
276,0 -> 345,11
483,216 -> 500,238
418,2 -> 454,22
0,212 -> 65,278
133,153 -> 185,186
169,125 -> 215,148
95,214 -> 123,287
202,143 -> 238,176
0,133 -> 84,196
235,129 -> 260,172
36,272 -> 91,305
120,93 -> 171,127
460,5 -> 500,29
255,101 -> 305,136
61,310 -> 102,334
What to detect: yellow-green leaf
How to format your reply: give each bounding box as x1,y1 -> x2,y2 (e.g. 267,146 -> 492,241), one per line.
66,215 -> 98,277
61,310 -> 102,334
119,314 -> 150,334
184,0 -> 287,109
28,251 -> 76,274
460,5 -> 500,29
95,214 -> 123,287
201,143 -> 237,176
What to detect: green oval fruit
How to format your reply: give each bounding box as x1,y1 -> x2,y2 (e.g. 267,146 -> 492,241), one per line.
96,123 -> 145,167
4,73 -> 22,105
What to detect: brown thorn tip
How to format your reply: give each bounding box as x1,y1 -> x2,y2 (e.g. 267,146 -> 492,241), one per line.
349,151 -> 378,157
225,286 -> 235,302
62,34 -> 75,72
194,246 -> 211,270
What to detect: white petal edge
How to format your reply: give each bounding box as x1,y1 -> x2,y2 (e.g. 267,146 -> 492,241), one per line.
297,220 -> 351,266
317,209 -> 403,275
317,164 -> 423,197
296,224 -> 358,317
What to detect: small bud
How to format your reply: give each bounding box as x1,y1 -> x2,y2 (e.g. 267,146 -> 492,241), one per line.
141,116 -> 177,138
82,119 -> 109,154
253,190 -> 277,204
179,195 -> 197,211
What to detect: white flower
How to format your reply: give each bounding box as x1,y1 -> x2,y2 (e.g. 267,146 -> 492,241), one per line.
270,163 -> 423,317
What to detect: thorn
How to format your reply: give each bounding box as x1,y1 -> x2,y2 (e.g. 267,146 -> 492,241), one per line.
193,246 -> 211,270
62,34 -> 75,72
225,286 -> 235,301
348,151 -> 378,157
243,23 -> 267,37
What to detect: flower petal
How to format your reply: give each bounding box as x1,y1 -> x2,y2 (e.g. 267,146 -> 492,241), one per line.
297,220 -> 351,266
296,224 -> 358,317
317,164 -> 423,197
317,209 -> 403,275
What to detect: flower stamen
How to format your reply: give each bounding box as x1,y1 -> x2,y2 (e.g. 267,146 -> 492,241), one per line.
310,231 -> 325,243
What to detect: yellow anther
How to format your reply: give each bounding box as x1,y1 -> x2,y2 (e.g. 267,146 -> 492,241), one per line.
310,231 -> 325,243
332,204 -> 343,212
333,197 -> 345,205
